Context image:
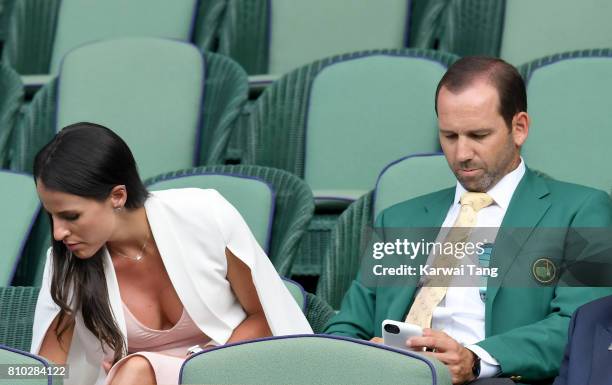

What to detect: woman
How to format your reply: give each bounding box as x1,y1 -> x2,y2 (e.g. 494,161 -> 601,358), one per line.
30,122 -> 312,385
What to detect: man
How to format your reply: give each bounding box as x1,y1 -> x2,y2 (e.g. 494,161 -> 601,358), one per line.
324,57 -> 612,384
553,295 -> 612,385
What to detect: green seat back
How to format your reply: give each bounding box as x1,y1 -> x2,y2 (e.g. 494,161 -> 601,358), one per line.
304,55 -> 445,202
268,0 -> 410,75
50,0 -> 197,73
147,173 -> 274,252
57,37 -> 204,180
0,346 -> 56,385
374,154 -> 454,219
0,286 -> 39,352
522,56 -> 612,192
180,335 -> 451,385
500,0 -> 612,65
282,278 -> 306,312
0,172 -> 39,286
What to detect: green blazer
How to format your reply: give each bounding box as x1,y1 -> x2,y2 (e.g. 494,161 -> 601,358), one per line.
325,168 -> 612,383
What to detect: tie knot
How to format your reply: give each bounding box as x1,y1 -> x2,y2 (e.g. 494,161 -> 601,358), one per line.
460,192 -> 494,212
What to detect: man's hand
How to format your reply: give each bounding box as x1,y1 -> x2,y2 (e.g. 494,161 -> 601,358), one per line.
408,329 -> 476,385
370,337 -> 383,344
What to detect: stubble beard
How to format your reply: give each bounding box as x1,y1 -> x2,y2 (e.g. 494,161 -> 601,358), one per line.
456,139 -> 518,193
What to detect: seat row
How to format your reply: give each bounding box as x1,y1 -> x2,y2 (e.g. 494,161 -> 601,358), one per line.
1,0 -> 612,77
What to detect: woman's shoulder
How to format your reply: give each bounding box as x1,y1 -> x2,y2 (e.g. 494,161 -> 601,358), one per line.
146,188 -> 233,219
148,188 -> 226,206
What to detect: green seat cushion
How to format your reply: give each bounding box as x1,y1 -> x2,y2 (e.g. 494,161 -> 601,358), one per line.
500,0 -> 612,65
523,57 -> 612,192
282,278 -> 306,312
57,37 -> 204,180
374,153 -> 454,219
304,55 -> 444,202
147,174 -> 274,252
268,0 -> 410,75
0,171 -> 39,286
50,0 -> 198,73
180,335 -> 451,385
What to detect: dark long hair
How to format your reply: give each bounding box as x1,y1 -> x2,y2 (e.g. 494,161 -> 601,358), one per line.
33,122 -> 149,363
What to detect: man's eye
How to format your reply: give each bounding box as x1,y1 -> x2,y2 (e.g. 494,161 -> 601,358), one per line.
63,214 -> 80,221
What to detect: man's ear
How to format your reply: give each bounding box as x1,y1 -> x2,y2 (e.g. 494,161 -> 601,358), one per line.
512,111 -> 530,147
109,185 -> 127,209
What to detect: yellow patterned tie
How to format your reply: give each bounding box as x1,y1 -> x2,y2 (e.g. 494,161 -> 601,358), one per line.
404,192 -> 494,328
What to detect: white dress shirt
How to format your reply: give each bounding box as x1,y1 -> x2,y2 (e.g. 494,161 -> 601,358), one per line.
431,159 -> 526,378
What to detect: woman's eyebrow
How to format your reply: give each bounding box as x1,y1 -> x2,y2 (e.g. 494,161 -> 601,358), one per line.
57,209 -> 79,216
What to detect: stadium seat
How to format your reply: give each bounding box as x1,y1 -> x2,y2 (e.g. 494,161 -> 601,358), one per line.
0,171 -> 40,286
0,62 -> 23,167
520,49 -> 612,193
317,153 -> 454,309
0,0 -> 229,76
180,334 -> 451,385
8,38 -> 247,285
0,286 -> 38,351
282,278 -> 307,311
411,0 -> 505,57
500,0 -> 612,65
242,49 -> 457,275
280,278 -> 335,333
417,0 -> 612,65
145,165 -> 314,276
217,0 -> 413,75
8,37 -> 247,176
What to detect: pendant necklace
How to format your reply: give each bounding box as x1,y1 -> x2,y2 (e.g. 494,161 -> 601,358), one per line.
112,231 -> 150,261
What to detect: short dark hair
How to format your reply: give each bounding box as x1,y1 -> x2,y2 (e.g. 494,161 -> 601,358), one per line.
434,56 -> 527,129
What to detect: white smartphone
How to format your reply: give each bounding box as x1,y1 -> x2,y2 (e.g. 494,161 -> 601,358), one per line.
382,320 -> 423,351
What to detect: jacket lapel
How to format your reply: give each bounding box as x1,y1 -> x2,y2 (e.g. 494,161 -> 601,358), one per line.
485,169 -> 551,332
423,188 -> 455,228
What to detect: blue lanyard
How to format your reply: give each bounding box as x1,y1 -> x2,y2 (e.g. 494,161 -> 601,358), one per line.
478,243 -> 494,302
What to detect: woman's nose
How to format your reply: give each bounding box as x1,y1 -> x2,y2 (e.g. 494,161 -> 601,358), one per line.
53,221 -> 71,241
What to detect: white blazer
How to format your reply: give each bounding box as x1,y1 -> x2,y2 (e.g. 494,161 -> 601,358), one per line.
30,188 -> 313,385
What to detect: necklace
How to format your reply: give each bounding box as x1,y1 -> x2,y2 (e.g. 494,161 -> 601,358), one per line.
111,231 -> 150,261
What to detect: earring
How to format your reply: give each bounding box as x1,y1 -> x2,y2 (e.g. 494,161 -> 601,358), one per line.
114,206 -> 124,213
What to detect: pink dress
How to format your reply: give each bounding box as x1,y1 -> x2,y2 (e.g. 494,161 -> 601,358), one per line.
104,303 -> 211,385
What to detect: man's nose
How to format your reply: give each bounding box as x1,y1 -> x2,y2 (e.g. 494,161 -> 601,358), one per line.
455,137 -> 474,163
53,220 -> 70,241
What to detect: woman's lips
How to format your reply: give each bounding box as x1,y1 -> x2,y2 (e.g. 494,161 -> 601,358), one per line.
64,242 -> 81,251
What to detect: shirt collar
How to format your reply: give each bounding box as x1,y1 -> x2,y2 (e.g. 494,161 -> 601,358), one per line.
452,158 -> 526,210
